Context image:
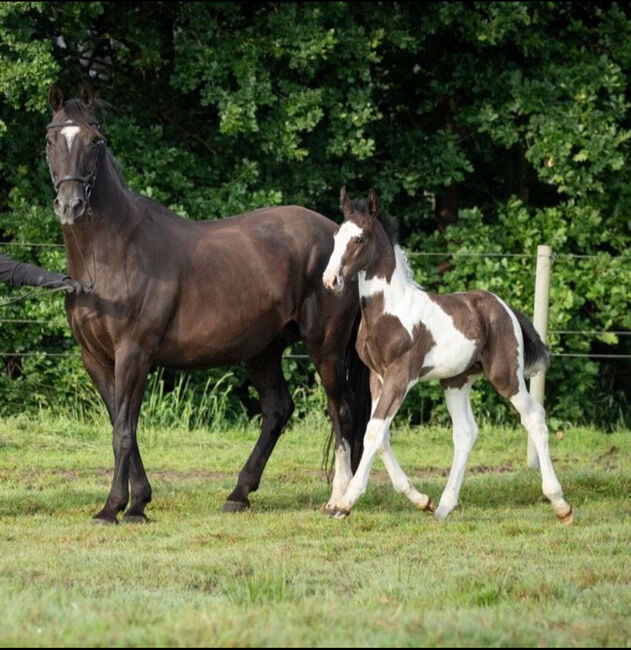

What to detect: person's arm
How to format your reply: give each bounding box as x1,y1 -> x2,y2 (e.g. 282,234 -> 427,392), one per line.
0,253 -> 91,293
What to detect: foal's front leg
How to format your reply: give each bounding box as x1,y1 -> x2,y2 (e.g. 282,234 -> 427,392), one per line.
329,369 -> 412,518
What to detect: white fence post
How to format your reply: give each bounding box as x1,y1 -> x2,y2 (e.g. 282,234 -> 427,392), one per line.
528,244 -> 552,469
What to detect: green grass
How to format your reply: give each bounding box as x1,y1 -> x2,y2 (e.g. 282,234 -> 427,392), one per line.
0,413 -> 630,647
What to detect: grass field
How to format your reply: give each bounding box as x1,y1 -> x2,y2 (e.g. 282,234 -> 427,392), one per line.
0,412 -> 630,647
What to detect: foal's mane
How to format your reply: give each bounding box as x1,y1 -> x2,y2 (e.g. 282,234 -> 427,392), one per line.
352,198 -> 415,283
350,197 -> 400,245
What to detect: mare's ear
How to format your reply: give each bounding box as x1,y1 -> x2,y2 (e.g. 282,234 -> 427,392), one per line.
48,82 -> 65,112
367,188 -> 379,219
79,81 -> 95,110
340,186 -> 353,220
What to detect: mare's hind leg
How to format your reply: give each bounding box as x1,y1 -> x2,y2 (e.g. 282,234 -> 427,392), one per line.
223,340 -> 294,512
302,320 -> 360,514
81,350 -> 152,524
509,387 -> 572,523
435,376 -> 480,521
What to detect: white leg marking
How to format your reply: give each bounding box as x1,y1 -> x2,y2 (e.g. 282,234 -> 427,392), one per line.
334,417 -> 390,511
379,431 -> 432,510
510,387 -> 571,519
493,294 -> 542,471
436,379 -> 478,521
326,439 -> 353,510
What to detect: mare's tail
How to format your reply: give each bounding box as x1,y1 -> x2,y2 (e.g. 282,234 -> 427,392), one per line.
345,313 -> 371,472
322,313 -> 371,480
511,307 -> 550,378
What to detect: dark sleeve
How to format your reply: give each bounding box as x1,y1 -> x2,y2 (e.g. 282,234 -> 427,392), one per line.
0,252 -> 66,288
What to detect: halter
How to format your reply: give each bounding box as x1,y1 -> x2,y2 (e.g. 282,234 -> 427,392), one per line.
46,118 -> 104,288
46,119 -> 106,213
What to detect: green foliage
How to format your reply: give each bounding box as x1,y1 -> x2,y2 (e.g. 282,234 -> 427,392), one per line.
0,2 -> 630,427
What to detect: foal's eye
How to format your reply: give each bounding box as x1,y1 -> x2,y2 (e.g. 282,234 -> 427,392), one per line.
91,135 -> 102,146
354,235 -> 366,245
45,137 -> 52,147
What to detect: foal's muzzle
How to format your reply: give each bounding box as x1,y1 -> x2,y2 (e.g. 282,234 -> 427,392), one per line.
322,270 -> 345,293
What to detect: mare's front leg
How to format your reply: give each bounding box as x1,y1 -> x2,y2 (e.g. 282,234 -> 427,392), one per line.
329,368 -> 410,518
81,350 -> 152,524
93,344 -> 151,524
223,342 -> 293,512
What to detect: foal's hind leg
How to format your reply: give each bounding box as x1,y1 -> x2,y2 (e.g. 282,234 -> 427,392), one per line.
223,340 -> 294,512
435,376 -> 480,521
509,387 -> 572,523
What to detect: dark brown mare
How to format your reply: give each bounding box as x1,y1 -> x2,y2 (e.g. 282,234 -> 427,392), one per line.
322,188 -> 573,524
44,82 -> 369,524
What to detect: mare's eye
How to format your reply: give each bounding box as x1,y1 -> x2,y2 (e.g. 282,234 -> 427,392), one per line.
91,135 -> 102,146
354,235 -> 365,245
45,137 -> 52,147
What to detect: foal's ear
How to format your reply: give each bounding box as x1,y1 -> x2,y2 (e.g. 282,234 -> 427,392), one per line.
368,188 -> 379,219
48,82 -> 65,112
340,186 -> 353,219
79,81 -> 95,110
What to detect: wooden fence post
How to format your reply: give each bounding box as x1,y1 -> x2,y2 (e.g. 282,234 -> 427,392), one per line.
528,244 -> 552,469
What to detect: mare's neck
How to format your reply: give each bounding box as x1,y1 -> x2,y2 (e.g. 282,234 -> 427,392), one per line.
61,153 -> 132,282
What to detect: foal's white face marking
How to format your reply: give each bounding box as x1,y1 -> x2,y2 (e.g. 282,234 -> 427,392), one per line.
322,221 -> 364,291
60,122 -> 81,151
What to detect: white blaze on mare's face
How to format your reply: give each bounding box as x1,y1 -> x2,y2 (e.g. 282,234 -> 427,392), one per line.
327,222 -> 363,275
60,123 -> 81,151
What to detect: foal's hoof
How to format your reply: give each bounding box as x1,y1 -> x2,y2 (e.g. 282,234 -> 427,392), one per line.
558,507 -> 574,525
423,498 -> 435,515
434,506 -> 451,522
222,499 -> 250,513
122,513 -> 150,524
328,506 -> 350,520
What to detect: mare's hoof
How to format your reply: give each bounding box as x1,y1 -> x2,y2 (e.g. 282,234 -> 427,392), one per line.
328,507 -> 350,520
122,513 -> 150,524
92,514 -> 118,525
222,499 -> 250,513
558,507 -> 573,525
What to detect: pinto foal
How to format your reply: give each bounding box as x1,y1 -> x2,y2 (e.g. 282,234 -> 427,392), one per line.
322,188 -> 572,524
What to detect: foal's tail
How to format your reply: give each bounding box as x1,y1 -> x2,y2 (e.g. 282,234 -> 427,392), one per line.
511,307 -> 550,378
323,313 -> 371,480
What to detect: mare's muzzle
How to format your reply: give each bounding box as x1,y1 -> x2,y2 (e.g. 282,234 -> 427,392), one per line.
53,179 -> 87,224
